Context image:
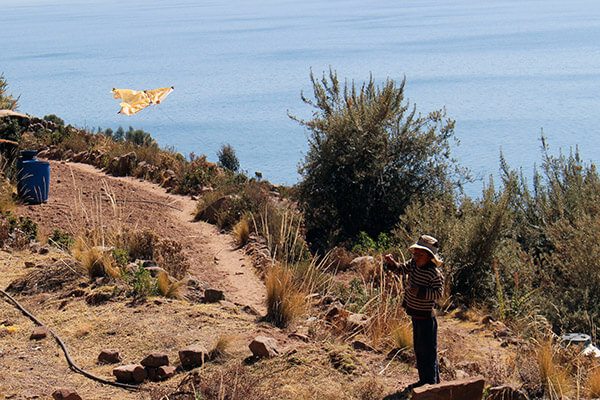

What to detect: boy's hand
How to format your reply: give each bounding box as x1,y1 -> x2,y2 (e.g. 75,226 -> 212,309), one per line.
384,254 -> 397,266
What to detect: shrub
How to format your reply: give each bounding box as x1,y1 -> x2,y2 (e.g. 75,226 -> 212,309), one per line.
43,114 -> 65,126
217,143 -> 240,172
0,74 -> 18,110
292,69 -> 464,251
48,229 -> 74,251
126,264 -> 157,298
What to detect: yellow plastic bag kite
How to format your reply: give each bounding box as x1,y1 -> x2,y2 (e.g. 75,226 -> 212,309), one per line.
111,86 -> 174,115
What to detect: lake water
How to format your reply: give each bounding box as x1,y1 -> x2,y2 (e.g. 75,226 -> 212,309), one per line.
2,0 -> 600,194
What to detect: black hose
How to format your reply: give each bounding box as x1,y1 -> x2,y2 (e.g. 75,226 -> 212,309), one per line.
0,289 -> 141,391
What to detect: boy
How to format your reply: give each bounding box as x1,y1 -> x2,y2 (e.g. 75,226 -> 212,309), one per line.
384,234 -> 444,388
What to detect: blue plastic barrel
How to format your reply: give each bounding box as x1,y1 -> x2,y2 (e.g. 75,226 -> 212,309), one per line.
17,150 -> 50,204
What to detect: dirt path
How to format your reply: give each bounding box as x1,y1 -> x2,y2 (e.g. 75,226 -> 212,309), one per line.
17,161 -> 266,313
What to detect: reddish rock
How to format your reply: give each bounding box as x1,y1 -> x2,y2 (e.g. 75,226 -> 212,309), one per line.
30,326 -> 48,340
157,365 -> 177,380
98,349 -> 121,364
179,345 -> 208,369
140,352 -> 169,368
52,388 -> 82,400
113,364 -> 147,384
249,336 -> 279,358
412,376 -> 485,400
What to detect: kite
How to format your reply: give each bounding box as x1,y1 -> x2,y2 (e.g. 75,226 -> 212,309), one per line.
111,86 -> 174,116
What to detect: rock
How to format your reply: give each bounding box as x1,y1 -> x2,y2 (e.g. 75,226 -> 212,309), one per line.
157,365 -> 177,380
30,326 -> 48,340
352,339 -> 377,352
412,376 -> 485,400
386,347 -> 415,363
486,385 -> 529,400
24,261 -> 36,268
38,246 -> 49,255
249,336 -> 280,358
347,313 -> 370,331
85,286 -> 115,305
179,345 -> 208,369
481,315 -> 494,324
439,356 -> 454,375
29,242 -> 41,253
107,152 -> 137,177
51,388 -> 82,400
241,305 -> 261,316
98,349 -> 121,364
349,256 -> 375,270
141,352 -> 169,368
113,364 -> 147,384
203,288 -> 225,303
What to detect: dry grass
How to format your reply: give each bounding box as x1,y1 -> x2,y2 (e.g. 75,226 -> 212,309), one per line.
587,366 -> 600,398
0,177 -> 15,213
537,339 -> 573,399
72,238 -> 121,279
353,376 -> 386,400
265,264 -> 307,328
209,335 -> 233,361
156,270 -> 186,299
357,273 -> 405,348
233,216 -> 251,247
390,322 -> 413,350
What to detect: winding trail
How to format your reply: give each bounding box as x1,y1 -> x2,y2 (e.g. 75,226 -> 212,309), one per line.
17,160 -> 266,313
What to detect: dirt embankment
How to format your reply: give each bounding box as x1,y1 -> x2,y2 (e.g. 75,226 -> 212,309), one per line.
17,160 -> 266,313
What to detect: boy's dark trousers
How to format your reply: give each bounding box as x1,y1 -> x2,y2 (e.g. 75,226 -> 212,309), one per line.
412,316 -> 440,385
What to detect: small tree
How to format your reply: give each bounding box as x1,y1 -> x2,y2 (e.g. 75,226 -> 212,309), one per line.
292,69 -> 465,251
217,143 -> 240,172
0,74 -> 18,110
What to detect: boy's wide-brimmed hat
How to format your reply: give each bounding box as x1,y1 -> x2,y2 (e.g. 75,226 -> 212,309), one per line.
409,234 -> 443,266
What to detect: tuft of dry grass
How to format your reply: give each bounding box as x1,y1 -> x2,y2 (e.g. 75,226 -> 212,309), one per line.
0,177 -> 15,213
156,270 -> 186,299
390,322 -> 413,350
265,264 -> 307,328
209,335 -> 233,361
587,366 -> 600,398
72,238 -> 121,279
233,216 -> 250,247
537,339 -> 573,399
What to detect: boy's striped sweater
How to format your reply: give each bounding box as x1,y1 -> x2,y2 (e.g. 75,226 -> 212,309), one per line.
389,259 -> 444,318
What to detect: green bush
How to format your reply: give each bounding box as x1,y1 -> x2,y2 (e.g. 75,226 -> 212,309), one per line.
125,264 -> 158,299
48,229 -> 74,251
217,143 -> 240,172
292,69 -> 465,251
0,74 -> 18,110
